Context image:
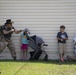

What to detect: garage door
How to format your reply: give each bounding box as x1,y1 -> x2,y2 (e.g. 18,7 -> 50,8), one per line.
0,0 -> 76,59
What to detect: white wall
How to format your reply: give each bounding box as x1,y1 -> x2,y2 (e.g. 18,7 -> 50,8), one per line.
0,0 -> 76,60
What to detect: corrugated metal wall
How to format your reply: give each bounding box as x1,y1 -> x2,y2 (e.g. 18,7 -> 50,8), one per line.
0,0 -> 76,59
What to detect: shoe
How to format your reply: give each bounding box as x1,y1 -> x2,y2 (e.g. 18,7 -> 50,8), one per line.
20,57 -> 26,61
61,58 -> 64,62
13,57 -> 17,60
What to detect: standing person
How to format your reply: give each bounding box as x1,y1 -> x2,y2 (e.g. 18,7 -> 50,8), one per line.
20,29 -> 29,60
57,25 -> 68,62
1,19 -> 22,60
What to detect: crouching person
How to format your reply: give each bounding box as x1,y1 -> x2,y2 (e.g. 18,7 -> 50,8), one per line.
1,19 -> 22,60
57,25 -> 68,62
67,36 -> 76,61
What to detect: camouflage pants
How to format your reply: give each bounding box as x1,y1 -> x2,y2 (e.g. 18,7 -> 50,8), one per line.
0,38 -> 16,58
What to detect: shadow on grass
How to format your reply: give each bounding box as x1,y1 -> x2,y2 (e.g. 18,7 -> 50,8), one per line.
0,59 -> 76,65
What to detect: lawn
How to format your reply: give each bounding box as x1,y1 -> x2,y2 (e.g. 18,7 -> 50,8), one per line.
0,60 -> 76,75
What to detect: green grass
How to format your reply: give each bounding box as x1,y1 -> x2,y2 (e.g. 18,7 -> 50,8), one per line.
0,60 -> 76,75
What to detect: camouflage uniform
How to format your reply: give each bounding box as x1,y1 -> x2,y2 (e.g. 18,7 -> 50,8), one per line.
0,37 -> 6,53
0,26 -> 6,53
0,25 -> 16,60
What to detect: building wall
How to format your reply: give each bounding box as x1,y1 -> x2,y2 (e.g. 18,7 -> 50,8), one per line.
0,0 -> 76,60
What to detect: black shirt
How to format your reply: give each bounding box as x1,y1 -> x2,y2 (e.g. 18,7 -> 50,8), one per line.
2,25 -> 15,39
57,32 -> 68,43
